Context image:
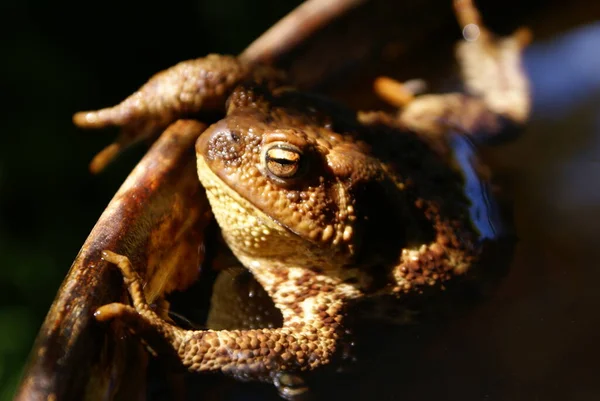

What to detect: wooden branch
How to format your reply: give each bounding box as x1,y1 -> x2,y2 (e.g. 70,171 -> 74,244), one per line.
240,0 -> 365,65
14,120 -> 210,401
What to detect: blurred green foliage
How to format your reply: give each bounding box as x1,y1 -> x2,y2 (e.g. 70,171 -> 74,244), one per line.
0,0 -> 300,397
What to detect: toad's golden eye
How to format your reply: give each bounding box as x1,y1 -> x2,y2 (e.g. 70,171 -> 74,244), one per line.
263,142 -> 303,179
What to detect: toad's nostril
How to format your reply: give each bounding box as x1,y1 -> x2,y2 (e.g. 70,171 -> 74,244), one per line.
197,122 -> 245,167
209,130 -> 245,162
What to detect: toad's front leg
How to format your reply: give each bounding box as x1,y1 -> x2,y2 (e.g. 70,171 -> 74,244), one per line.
95,251 -> 354,388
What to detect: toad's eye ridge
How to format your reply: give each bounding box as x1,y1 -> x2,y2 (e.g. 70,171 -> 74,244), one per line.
263,143 -> 303,179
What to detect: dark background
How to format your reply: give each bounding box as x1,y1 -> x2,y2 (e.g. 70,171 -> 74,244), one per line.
2,0 -> 600,400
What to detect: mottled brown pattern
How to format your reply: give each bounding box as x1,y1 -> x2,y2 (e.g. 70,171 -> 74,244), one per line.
80,0 -> 529,395
97,252 -> 352,378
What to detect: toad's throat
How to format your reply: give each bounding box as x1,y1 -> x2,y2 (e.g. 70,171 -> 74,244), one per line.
196,155 -> 342,268
196,153 -> 288,234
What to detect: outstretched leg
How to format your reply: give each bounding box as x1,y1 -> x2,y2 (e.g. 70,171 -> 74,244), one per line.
375,0 -> 531,141
73,55 -> 283,172
96,251 -> 356,384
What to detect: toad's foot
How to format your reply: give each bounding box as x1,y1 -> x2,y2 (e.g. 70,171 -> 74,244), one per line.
454,0 -> 531,124
73,55 -> 282,172
376,0 -> 531,141
95,251 -> 352,396
390,200 -> 478,294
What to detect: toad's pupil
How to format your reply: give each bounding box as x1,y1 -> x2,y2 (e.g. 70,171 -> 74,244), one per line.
266,147 -> 301,177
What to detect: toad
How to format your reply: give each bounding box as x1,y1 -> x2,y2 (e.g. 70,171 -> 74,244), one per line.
78,0 -> 530,396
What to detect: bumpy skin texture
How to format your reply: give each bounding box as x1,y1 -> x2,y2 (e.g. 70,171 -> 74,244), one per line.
95,85 -> 482,381
74,55 -> 283,172
94,87 -> 483,379
85,0 -> 530,392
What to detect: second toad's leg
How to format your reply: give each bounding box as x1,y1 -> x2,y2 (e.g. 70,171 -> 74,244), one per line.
454,0 -> 531,124
376,0 -> 531,140
73,55 -> 282,172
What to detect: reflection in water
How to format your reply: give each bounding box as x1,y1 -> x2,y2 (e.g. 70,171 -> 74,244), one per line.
450,132 -> 503,241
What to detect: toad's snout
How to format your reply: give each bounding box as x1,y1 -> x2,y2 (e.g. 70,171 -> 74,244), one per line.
196,120 -> 247,169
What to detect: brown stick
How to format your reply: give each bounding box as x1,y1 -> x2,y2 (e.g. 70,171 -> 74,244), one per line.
240,0 -> 366,65
14,120 -> 210,401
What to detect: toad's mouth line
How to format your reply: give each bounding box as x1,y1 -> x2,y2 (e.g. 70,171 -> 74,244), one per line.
195,154 -> 304,240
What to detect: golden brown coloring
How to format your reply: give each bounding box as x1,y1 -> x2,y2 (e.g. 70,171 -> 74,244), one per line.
78,0 -> 531,396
